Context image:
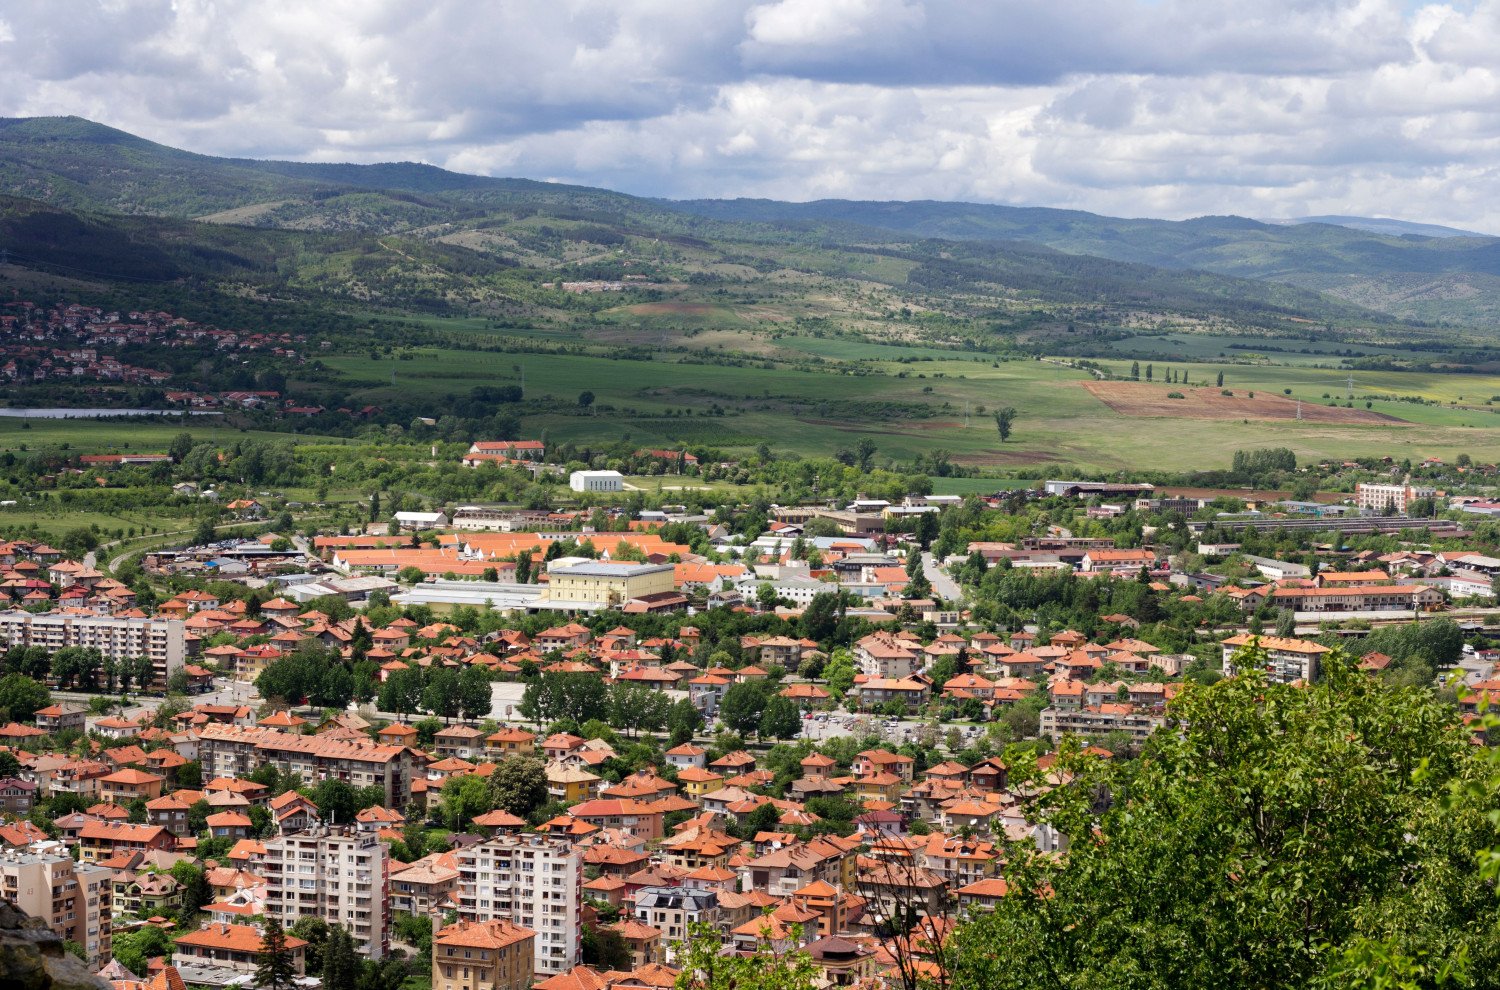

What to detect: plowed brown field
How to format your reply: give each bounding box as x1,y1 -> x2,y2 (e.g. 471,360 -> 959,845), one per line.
1081,382 -> 1407,424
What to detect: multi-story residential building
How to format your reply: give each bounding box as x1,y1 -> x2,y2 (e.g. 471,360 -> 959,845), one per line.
99,768 -> 166,805
1356,482 -> 1438,514
111,871 -> 181,919
260,826 -> 391,959
434,725 -> 487,761
853,633 -> 921,679
77,822 -> 173,864
0,848 -> 113,963
391,855 -> 460,916
0,777 -> 38,816
1221,634 -> 1332,684
432,919 -> 537,990
544,764 -> 601,805
736,839 -> 855,900
632,887 -> 719,958
194,724 -> 423,807
0,611 -> 185,688
1039,705 -> 1165,746
456,834 -> 583,976
33,704 -> 87,734
853,677 -> 930,712
1267,583 -> 1445,613
146,791 -> 199,836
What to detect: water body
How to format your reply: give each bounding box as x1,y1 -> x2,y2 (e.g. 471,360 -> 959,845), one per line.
0,408 -> 223,418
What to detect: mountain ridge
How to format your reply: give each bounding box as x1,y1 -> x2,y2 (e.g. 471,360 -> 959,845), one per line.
0,115 -> 1494,331
1265,215 -> 1492,239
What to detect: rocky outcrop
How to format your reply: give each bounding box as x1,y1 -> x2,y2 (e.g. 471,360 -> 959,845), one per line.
0,900 -> 108,990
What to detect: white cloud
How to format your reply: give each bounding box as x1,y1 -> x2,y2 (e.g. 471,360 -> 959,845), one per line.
3,1 -> 1500,227
746,0 -> 924,47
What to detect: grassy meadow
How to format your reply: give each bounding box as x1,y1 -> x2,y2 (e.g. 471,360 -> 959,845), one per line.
0,416 -> 342,455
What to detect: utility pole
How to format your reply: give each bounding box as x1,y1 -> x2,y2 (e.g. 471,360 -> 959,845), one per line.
1346,374 -> 1355,400
1296,399 -> 1302,421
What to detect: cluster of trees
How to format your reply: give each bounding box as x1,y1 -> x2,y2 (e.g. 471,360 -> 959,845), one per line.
1229,445 -> 1298,481
255,645 -> 380,710
1331,617 -> 1465,685
946,646 -> 1500,988
436,757 -> 550,831
966,565 -> 1184,640
0,672 -> 51,723
717,680 -> 803,741
0,644 -> 160,698
517,671 -> 703,744
374,661 -> 494,722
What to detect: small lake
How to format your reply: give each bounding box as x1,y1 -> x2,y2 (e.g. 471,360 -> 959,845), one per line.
0,408 -> 223,418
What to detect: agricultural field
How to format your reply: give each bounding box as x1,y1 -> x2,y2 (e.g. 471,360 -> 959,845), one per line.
1093,331 -> 1438,366
0,417 -> 343,455
309,317 -> 1500,473
0,500 -> 197,541
1082,382 -> 1404,424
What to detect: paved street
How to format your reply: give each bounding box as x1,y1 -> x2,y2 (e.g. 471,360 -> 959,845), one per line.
923,551 -> 963,601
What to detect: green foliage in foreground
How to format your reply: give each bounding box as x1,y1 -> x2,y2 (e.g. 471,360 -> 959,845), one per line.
948,647 -> 1498,990
673,921 -> 819,990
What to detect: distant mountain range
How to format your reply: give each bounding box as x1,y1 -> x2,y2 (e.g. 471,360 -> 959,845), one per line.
662,199 -> 1500,328
1265,215 -> 1493,239
3,115 -> 1500,331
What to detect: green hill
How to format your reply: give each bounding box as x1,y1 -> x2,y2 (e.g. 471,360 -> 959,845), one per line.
0,116 -> 640,225
662,198 -> 1500,327
0,115 -> 1452,336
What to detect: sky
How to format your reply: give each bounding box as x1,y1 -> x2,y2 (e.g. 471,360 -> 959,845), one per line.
3,0 -> 1500,227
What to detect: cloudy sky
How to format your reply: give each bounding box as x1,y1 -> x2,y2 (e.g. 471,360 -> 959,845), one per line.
3,0 -> 1500,227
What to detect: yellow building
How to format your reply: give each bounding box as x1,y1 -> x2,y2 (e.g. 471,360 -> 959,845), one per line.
854,772 -> 902,804
433,919 -> 536,990
545,561 -> 675,608
675,766 -> 724,800
546,763 -> 602,805
485,727 -> 536,759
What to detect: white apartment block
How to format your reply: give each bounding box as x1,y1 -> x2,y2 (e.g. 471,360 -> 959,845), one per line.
1039,706 -> 1164,746
0,610 -> 185,688
1355,482 -> 1436,514
260,826 -> 391,959
456,835 -> 583,976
